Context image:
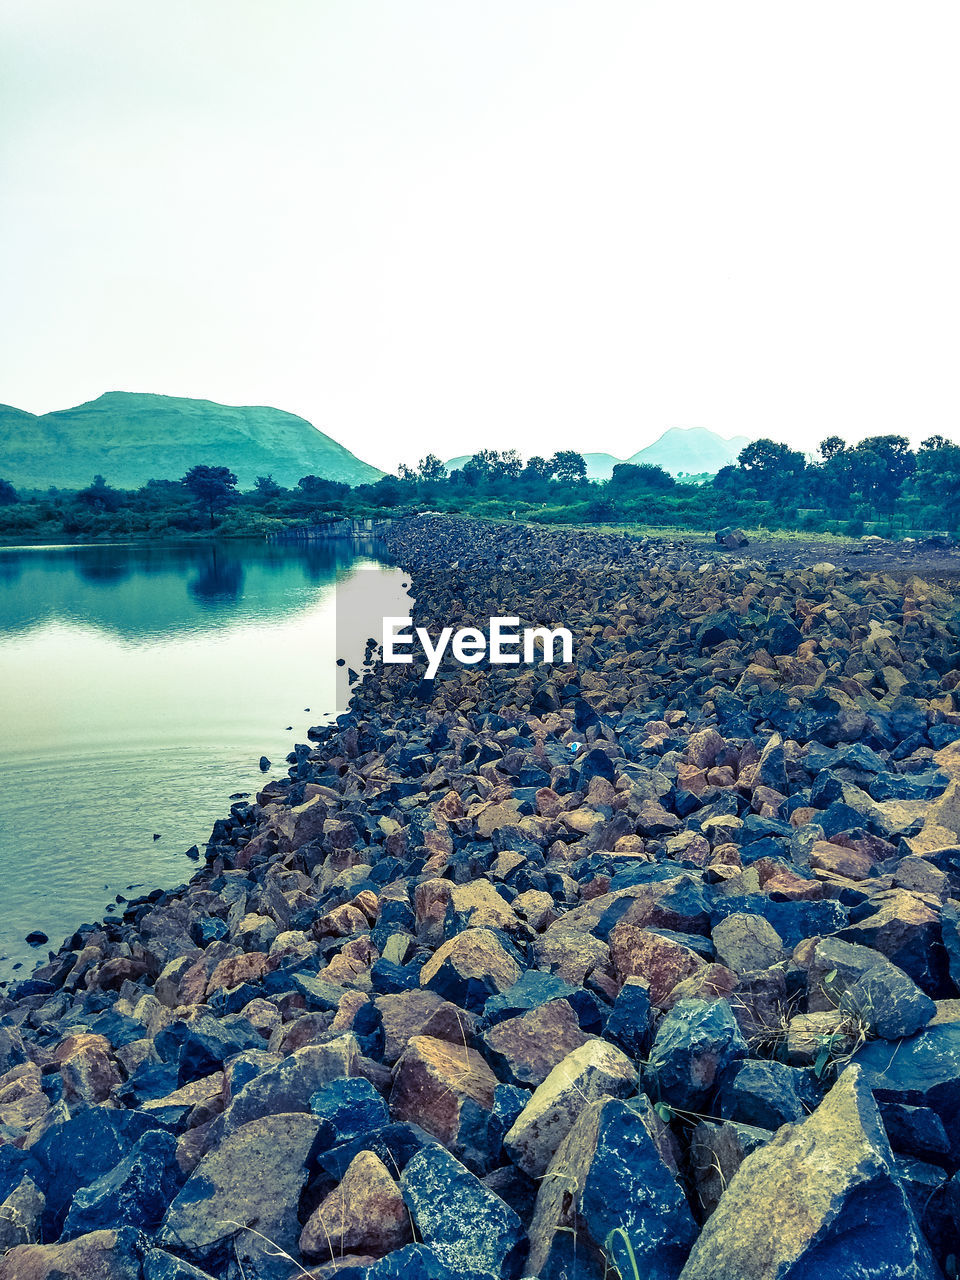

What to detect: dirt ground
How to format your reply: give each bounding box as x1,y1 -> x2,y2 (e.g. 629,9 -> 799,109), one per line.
675,533 -> 960,585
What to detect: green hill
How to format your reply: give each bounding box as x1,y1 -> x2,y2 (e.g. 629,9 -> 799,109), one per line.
0,392 -> 383,491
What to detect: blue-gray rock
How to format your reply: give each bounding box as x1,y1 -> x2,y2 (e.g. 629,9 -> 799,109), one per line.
879,1102 -> 952,1165
0,1226 -> 145,1280
309,1075 -> 389,1153
400,1144 -> 525,1279
853,1022 -> 960,1148
219,1034 -> 359,1133
483,970 -> 603,1032
142,1247 -> 218,1280
26,1105 -> 169,1239
154,1014 -> 263,1086
646,999 -> 747,1114
527,1095 -> 697,1280
839,961 -> 936,1041
716,1059 -> 806,1129
363,1243 -> 494,1280
603,976 -> 653,1059
61,1129 -> 182,1239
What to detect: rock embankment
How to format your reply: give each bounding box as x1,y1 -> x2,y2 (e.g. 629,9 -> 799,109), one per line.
2,515 -> 960,1279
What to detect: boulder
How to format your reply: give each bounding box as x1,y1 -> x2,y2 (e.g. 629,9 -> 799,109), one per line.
0,1176 -> 43,1252
710,913 -> 784,973
481,998 -> 591,1087
715,1059 -> 807,1129
419,929 -> 522,1013
853,1022 -> 960,1148
503,1039 -> 637,1178
158,1113 -> 318,1278
0,1228 -> 144,1280
527,1096 -> 697,1280
61,1129 -> 182,1239
389,1035 -> 498,1172
300,1150 -> 411,1261
309,1076 -> 389,1153
399,1144 -> 525,1279
220,1035 -> 360,1133
679,1067 -> 940,1279
608,925 -> 705,1006
714,527 -> 749,548
375,990 -> 474,1066
646,999 -> 747,1114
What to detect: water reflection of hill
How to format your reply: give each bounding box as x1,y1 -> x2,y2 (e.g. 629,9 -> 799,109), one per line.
0,539 -> 388,641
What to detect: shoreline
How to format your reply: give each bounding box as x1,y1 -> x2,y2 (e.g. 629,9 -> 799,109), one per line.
1,514 -> 958,1278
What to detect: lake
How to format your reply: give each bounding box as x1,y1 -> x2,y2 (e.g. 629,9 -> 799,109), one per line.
0,538 -> 409,982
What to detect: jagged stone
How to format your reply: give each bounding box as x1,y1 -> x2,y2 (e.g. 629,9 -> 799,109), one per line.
504,1039 -> 637,1177
679,1067 -> 940,1279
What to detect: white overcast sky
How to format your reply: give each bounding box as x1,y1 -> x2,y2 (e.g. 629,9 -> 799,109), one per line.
1,2 -> 958,472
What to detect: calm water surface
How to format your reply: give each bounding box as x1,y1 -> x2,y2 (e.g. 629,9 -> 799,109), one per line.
0,539 -> 409,981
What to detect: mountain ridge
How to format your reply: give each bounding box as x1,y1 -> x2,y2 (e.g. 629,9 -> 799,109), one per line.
0,391 -> 383,491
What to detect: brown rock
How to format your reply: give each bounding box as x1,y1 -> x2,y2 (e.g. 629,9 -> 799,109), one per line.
809,841 -> 874,880
447,880 -> 522,935
511,889 -> 557,930
390,1034 -> 497,1159
482,999 -> 591,1087
413,879 -> 453,945
55,1034 -> 121,1105
375,990 -> 474,1065
666,964 -> 739,1009
0,1230 -> 141,1280
685,728 -> 727,769
608,924 -> 705,1006
206,952 -> 269,997
419,928 -> 521,1011
531,927 -> 611,986
0,1063 -> 49,1139
299,1151 -> 411,1261
315,903 -> 370,938
476,800 -> 522,836
503,1039 -> 638,1177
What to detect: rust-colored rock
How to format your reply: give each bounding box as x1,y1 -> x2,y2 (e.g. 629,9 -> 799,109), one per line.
299,1151 -> 411,1261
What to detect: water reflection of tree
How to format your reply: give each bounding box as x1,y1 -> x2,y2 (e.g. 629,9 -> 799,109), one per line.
188,549 -> 245,604
72,548 -> 135,584
0,557 -> 23,587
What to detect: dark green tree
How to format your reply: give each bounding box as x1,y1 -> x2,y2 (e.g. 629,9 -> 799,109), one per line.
609,462 -> 675,492
77,474 -> 124,512
0,478 -> 19,505
522,456 -> 553,482
417,454 -> 447,481
254,474 -> 284,498
818,436 -> 846,461
181,465 -> 240,527
914,443 -> 960,529
550,450 -> 587,484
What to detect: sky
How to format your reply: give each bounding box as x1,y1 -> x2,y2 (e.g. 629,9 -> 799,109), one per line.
1,2 -> 958,473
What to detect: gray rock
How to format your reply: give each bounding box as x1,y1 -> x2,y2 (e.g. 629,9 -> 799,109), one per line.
647,999 -> 747,1114
400,1144 -> 525,1279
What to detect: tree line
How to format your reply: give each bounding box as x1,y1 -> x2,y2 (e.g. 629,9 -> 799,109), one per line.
1,433 -> 959,541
